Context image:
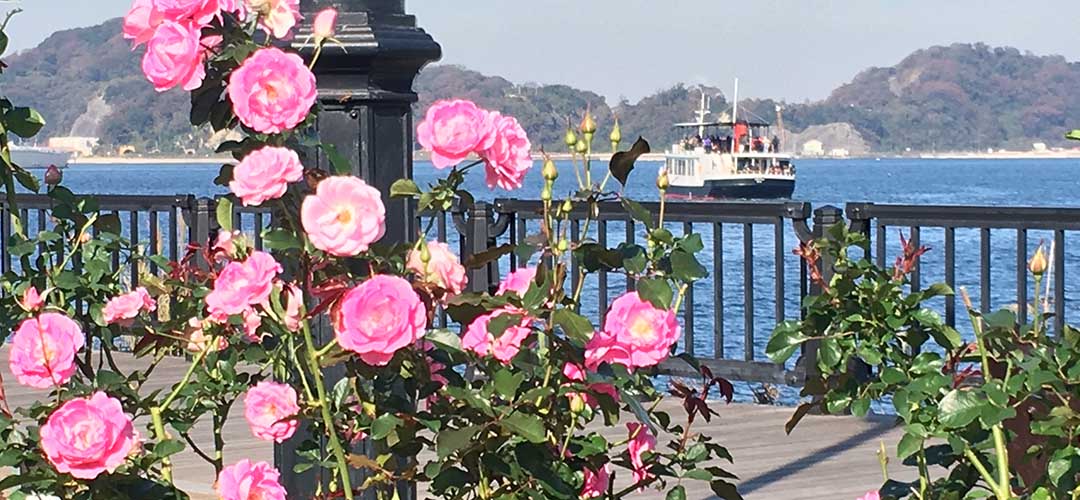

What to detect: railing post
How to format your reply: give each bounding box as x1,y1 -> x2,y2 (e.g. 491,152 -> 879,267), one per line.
185,197 -> 216,270
800,206 -> 842,384
463,202 -> 499,293
280,2 -> 441,499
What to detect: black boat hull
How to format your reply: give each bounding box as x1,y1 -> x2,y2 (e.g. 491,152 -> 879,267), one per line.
667,178 -> 795,200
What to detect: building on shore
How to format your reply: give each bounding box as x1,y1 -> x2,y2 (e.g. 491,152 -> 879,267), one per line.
47,136 -> 99,156
801,139 -> 824,156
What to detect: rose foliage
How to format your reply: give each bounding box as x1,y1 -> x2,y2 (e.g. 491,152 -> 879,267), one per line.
0,3 -> 742,499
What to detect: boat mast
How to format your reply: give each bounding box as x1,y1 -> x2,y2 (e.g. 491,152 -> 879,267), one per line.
696,87 -> 708,138
731,78 -> 739,154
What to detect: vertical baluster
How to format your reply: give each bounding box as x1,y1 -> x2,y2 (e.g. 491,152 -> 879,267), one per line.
1,204 -> 8,274
169,207 -> 179,263
981,228 -> 991,313
743,223 -> 754,361
713,222 -> 724,359
876,223 -> 886,268
149,210 -> 160,274
1054,229 -> 1065,336
111,211 -> 121,274
255,212 -> 265,251
130,211 -> 140,287
774,218 -> 784,322
598,220 -> 608,319
1016,228 -> 1028,324
570,219 -> 580,301
909,226 -> 920,292
944,227 -> 956,327
507,217 -> 517,270
626,220 -> 636,291
683,221 -> 695,357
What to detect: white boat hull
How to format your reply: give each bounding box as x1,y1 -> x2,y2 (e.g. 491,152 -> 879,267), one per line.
10,148 -> 72,169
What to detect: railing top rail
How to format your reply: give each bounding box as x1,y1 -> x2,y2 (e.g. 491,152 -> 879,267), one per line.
1,193 -> 198,211
847,202 -> 1080,230
494,198 -> 813,223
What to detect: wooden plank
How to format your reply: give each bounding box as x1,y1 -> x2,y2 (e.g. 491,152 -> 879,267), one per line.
0,349 -> 907,499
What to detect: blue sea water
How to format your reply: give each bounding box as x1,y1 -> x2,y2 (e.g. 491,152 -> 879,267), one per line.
45,157 -> 1080,404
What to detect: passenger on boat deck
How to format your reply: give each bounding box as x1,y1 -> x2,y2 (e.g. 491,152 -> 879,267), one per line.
772,136 -> 781,152
702,136 -> 712,150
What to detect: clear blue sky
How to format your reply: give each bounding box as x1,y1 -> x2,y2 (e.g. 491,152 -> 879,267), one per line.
5,0 -> 1080,102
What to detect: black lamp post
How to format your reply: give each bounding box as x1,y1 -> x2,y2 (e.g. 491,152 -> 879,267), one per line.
275,2 -> 440,497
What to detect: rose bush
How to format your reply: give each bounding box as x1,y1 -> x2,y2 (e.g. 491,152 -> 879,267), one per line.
0,5 -> 741,500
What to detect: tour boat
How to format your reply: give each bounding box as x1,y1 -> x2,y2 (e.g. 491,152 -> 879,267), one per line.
10,145 -> 72,169
664,81 -> 795,199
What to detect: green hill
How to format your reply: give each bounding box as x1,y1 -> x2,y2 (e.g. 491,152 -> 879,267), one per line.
3,19 -> 1078,155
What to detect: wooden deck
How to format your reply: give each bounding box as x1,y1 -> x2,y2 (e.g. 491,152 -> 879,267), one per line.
1,350 -> 908,499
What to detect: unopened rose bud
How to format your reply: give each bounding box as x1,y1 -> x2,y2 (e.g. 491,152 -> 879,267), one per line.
569,393 -> 586,414
580,108 -> 597,135
609,117 -> 621,146
541,186 -> 552,202
561,199 -> 573,214
1029,244 -> 1048,276
564,127 -> 578,149
419,243 -> 431,265
575,140 -> 588,154
558,239 -> 569,252
542,158 -> 558,181
313,8 -> 338,42
44,165 -> 62,186
656,168 -> 670,191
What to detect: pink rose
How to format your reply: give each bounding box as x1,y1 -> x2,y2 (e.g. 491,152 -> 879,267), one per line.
563,362 -> 586,382
103,287 -> 157,327
205,251 -> 282,320
256,0 -> 302,39
213,229 -> 241,259
581,464 -> 610,499
40,392 -> 137,480
407,240 -> 467,299
496,267 -> 537,296
562,362 -> 619,409
584,292 -> 679,371
283,283 -> 303,332
312,7 -> 337,41
461,307 -> 532,364
183,317 -> 226,353
627,422 -> 656,486
19,286 -> 44,311
243,381 -> 300,443
141,20 -> 208,92
228,47 -> 316,134
333,275 -> 426,366
9,313 -> 85,389
416,100 -> 496,169
216,460 -> 287,500
153,0 -> 220,24
229,146 -> 304,206
479,112 -> 532,190
857,492 -> 881,500
122,0 -> 163,47
242,309 -> 263,342
301,176 -> 386,257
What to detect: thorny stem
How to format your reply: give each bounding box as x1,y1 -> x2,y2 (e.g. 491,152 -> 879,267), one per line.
301,319 -> 354,500
151,343 -> 211,483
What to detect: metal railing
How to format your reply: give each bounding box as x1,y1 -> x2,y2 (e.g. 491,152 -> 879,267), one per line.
3,194 -> 1076,387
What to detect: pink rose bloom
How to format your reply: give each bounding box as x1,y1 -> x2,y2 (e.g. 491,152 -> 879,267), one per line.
626,422 -> 656,486
216,460 -> 287,500
213,229 -> 241,259
228,47 -> 316,134
243,381 -> 300,443
19,286 -> 44,311
496,267 -> 537,296
581,464 -> 611,499
229,146 -> 304,206
479,112 -> 532,190
333,275 -> 426,366
563,362 -> 586,382
40,392 -> 138,480
103,287 -> 157,327
205,251 -> 282,320
122,0 -> 163,47
461,308 -> 532,364
407,240 -> 467,299
301,176 -> 386,257
416,100 -> 496,169
141,20 -> 208,92
153,0 -> 220,24
312,7 -> 337,41
562,362 -> 619,409
242,309 -> 263,342
256,0 -> 302,39
183,317 -> 226,353
283,283 -> 303,332
585,291 -> 679,371
9,313 -> 85,389
857,492 -> 881,500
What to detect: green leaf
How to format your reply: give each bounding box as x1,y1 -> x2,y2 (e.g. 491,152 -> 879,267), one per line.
636,277 -> 673,309
425,329 -> 463,354
12,164 -> 40,192
1067,129 -> 1080,141
670,249 -> 708,282
501,412 -> 546,443
262,228 -> 302,250
370,414 -> 402,440
621,198 -> 654,230
153,439 -> 186,458
896,432 -> 922,460
666,485 -> 686,500
493,368 -> 525,399
216,197 -> 234,232
552,308 -> 594,345
817,337 -> 841,371
880,367 -> 906,385
709,480 -> 743,500
609,136 -> 650,186
5,107 -> 46,138
320,143 -> 352,175
390,179 -> 421,198
938,389 -> 984,429
765,321 -> 807,363
436,425 -> 478,459
444,386 -> 494,416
